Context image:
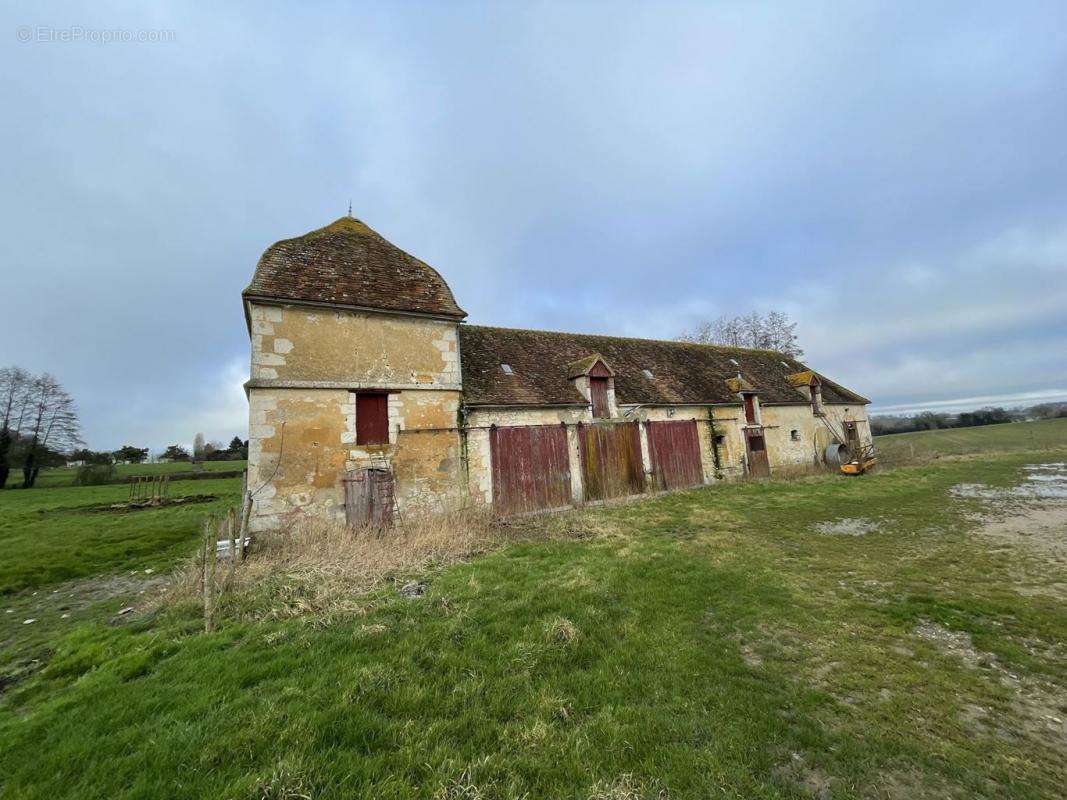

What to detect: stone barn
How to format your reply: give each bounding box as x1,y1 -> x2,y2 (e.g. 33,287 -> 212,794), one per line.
243,216 -> 872,531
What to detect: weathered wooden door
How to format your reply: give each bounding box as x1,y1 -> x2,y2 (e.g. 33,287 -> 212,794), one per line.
843,421 -> 860,458
745,429 -> 771,478
647,420 -> 703,490
490,425 -> 572,515
343,467 -> 395,528
578,422 -> 644,501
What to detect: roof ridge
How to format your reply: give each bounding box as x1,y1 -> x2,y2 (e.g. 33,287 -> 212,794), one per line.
462,323 -> 798,359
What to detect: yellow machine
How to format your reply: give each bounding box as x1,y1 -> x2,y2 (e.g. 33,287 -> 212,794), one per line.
840,443 -> 877,475
841,456 -> 877,475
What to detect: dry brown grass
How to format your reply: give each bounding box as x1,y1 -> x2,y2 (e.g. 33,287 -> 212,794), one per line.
160,505 -> 621,622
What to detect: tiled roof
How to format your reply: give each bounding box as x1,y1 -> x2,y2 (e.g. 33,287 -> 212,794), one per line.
459,325 -> 869,407
244,217 -> 466,319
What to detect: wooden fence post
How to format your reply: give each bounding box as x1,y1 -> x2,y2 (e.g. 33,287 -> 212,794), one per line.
238,490 -> 251,561
202,516 -> 217,633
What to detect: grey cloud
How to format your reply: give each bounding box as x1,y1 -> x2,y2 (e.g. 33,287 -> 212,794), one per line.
1,0 -> 1065,450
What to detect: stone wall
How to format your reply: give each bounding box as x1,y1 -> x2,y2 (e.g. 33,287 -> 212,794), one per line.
249,303 -> 460,388
245,299 -> 873,524
246,301 -> 464,531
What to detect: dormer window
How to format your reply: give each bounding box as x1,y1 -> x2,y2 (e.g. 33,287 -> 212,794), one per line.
567,353 -> 616,419
743,394 -> 759,425
501,363 -> 514,375
809,376 -> 823,415
642,369 -> 654,380
590,376 -> 610,418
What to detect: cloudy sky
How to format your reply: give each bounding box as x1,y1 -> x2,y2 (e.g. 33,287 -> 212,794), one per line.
3,1 -> 1066,451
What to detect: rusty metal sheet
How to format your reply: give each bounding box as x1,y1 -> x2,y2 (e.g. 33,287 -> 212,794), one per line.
647,420 -> 703,491
578,422 -> 644,502
490,425 -> 572,515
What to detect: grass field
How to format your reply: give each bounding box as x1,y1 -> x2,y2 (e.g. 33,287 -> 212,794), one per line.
875,417 -> 1067,463
1,431 -> 1065,798
16,459 -> 248,489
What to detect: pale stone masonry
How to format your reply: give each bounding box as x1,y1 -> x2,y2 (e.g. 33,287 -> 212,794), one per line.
243,216 -> 873,531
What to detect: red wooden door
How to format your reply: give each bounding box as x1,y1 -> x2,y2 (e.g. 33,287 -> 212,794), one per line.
647,420 -> 703,490
490,425 -> 572,515
590,377 -> 609,418
745,429 -> 771,477
355,392 -> 389,445
578,422 -> 644,501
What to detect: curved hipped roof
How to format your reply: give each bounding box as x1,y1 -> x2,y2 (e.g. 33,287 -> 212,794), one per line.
459,325 -> 869,407
244,216 -> 466,319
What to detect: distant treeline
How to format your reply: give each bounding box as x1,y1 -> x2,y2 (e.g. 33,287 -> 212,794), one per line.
872,402 -> 1067,436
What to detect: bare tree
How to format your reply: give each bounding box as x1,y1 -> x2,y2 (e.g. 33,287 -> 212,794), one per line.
678,311 -> 803,358
193,432 -> 206,462
762,311 -> 802,356
0,366 -> 32,489
20,373 -> 82,488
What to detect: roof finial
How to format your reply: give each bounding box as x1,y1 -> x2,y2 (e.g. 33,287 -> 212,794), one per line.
347,199 -> 352,217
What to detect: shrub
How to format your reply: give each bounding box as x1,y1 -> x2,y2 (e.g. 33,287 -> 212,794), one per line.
73,464 -> 115,486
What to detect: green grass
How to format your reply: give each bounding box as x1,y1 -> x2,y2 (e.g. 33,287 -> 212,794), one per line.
0,477 -> 242,595
875,416 -> 1067,462
1,449 -> 1065,798
18,459 -> 247,489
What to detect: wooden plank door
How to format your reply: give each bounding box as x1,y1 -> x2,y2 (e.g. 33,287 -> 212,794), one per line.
647,420 -> 703,490
489,425 -> 572,515
578,422 -> 644,501
844,421 -> 860,459
745,429 -> 771,478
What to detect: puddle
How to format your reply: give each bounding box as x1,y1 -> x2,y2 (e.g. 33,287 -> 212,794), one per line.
814,518 -> 881,536
951,473 -> 1067,501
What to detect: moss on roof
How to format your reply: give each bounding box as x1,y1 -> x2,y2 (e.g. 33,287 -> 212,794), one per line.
459,325 -> 870,407
786,370 -> 817,387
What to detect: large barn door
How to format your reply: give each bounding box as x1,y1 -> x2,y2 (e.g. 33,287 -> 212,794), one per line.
745,429 -> 771,478
490,425 -> 572,515
578,422 -> 644,502
647,420 -> 703,490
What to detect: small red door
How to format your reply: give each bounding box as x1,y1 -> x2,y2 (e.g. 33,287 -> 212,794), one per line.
355,393 -> 389,445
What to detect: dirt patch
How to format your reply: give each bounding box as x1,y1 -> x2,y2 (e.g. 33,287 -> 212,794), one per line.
774,752 -> 834,800
814,517 -> 881,536
864,769 -> 968,800
951,462 -> 1067,599
1,571 -> 169,692
974,500 -> 1067,551
90,495 -> 218,513
587,773 -> 668,800
912,620 -> 1067,755
913,621 -> 986,669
